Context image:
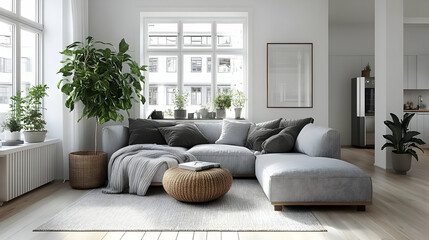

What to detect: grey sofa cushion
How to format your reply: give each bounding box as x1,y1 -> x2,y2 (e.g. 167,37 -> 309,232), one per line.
295,124 -> 341,159
279,117 -> 314,131
128,118 -> 176,145
187,144 -> 256,175
246,126 -> 282,151
215,120 -> 251,146
255,153 -> 372,203
261,126 -> 300,153
195,122 -> 222,143
159,123 -> 209,148
102,125 -> 129,161
256,118 -> 282,129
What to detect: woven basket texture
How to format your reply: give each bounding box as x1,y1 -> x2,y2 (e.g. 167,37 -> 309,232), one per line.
69,151 -> 107,189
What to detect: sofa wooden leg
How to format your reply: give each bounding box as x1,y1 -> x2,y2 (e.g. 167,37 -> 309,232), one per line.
357,205 -> 366,211
274,205 -> 283,211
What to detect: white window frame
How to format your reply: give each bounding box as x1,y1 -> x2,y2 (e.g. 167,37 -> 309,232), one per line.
141,14 -> 248,118
0,0 -> 43,97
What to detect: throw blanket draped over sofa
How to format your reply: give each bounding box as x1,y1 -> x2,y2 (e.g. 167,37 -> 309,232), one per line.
103,144 -> 197,196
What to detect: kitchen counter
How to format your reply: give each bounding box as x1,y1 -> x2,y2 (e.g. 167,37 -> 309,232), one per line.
404,109 -> 429,112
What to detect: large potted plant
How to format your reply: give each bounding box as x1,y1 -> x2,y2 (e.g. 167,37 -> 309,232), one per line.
232,90 -> 247,119
173,89 -> 188,119
213,91 -> 232,119
22,85 -> 49,143
1,93 -> 24,142
58,36 -> 146,189
382,113 -> 425,174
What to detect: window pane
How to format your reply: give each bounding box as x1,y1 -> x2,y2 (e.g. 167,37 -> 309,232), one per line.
183,54 -> 211,112
217,55 -> 244,117
21,29 -> 37,96
0,0 -> 12,11
0,21 -> 13,114
21,0 -> 37,22
217,23 -> 243,48
148,23 -> 178,48
147,55 -> 178,115
183,23 -> 211,48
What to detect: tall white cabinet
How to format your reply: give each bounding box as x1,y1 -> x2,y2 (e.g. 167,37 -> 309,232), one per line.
404,55 -> 417,89
417,55 -> 429,89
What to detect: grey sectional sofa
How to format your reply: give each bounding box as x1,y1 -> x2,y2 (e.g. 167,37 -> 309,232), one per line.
102,121 -> 372,211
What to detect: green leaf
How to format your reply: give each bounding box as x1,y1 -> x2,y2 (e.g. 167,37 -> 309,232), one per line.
119,38 -> 129,53
381,143 -> 394,150
405,149 -> 419,161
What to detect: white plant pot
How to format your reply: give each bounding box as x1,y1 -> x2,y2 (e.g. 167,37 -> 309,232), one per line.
235,108 -> 242,119
4,131 -> 21,141
23,131 -> 47,143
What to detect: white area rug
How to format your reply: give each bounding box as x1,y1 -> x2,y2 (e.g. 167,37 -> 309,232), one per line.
35,179 -> 325,232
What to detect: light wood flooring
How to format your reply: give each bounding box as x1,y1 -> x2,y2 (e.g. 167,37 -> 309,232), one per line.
1,147 -> 429,240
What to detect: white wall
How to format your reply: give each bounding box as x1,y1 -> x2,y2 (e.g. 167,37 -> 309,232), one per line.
88,0 -> 329,127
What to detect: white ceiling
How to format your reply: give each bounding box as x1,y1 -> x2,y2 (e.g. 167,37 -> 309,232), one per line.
330,0 -> 429,26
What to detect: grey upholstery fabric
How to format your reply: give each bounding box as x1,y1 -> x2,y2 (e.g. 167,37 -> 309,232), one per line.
128,118 -> 176,145
255,153 -> 372,203
279,117 -> 314,131
187,144 -> 256,175
102,125 -> 129,160
246,126 -> 282,151
295,124 -> 341,159
215,120 -> 251,146
255,118 -> 282,129
261,126 -> 300,153
195,122 -> 222,143
159,123 -> 209,148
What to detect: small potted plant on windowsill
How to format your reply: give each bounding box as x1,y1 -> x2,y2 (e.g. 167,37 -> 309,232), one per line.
173,89 -> 189,120
22,85 -> 49,143
200,104 -> 209,119
1,93 -> 24,142
381,113 -> 425,174
362,63 -> 371,78
232,90 -> 247,119
214,91 -> 232,119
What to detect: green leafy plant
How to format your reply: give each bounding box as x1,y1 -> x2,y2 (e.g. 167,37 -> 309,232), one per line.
1,93 -> 25,132
232,90 -> 247,108
364,63 -> 371,71
381,113 -> 425,160
214,91 -> 232,110
58,36 -> 146,152
173,89 -> 189,110
22,85 -> 48,131
164,109 -> 173,117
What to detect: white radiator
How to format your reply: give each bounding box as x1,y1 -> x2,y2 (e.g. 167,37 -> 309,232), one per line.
0,139 -> 59,206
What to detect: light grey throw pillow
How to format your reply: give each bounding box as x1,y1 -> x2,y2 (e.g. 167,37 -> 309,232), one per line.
215,120 -> 251,146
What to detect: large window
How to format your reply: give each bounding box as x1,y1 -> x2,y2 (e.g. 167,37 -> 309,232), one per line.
143,16 -> 247,118
0,0 -> 42,121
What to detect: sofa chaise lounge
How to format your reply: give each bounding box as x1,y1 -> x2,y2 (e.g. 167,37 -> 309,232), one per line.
102,120 -> 372,211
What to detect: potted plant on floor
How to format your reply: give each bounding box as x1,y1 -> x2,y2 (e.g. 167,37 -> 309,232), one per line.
232,90 -> 247,119
173,89 -> 189,120
214,91 -> 232,119
362,63 -> 371,77
22,85 -> 49,143
1,93 -> 24,142
58,36 -> 146,189
381,113 -> 425,174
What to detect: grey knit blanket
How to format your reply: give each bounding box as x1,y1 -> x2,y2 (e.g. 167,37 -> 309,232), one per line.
102,144 -> 197,196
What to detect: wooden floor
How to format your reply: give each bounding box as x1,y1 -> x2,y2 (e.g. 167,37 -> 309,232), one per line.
1,147 -> 429,240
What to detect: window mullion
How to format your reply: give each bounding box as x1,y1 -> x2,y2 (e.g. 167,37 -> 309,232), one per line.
14,23 -> 21,95
178,21 -> 183,92
211,21 -> 216,106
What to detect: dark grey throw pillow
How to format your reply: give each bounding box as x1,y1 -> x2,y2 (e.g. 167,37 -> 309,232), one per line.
262,126 -> 300,153
128,118 -> 176,145
255,118 -> 282,129
279,117 -> 314,132
159,123 -> 209,148
246,127 -> 282,151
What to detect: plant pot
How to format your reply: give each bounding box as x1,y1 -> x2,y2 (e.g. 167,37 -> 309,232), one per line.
69,151 -> 107,189
23,130 -> 47,143
4,130 -> 21,141
361,70 -> 370,78
391,153 -> 412,175
174,109 -> 187,119
216,109 -> 226,119
208,112 -> 216,119
235,108 -> 242,119
200,109 -> 209,119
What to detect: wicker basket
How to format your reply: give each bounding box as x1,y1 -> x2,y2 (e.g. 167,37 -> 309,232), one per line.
162,167 -> 233,203
69,151 -> 107,189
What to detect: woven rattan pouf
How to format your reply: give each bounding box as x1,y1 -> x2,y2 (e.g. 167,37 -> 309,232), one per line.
162,167 -> 233,203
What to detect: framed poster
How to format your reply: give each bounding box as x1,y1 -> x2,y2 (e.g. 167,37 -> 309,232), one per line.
267,43 -> 313,108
